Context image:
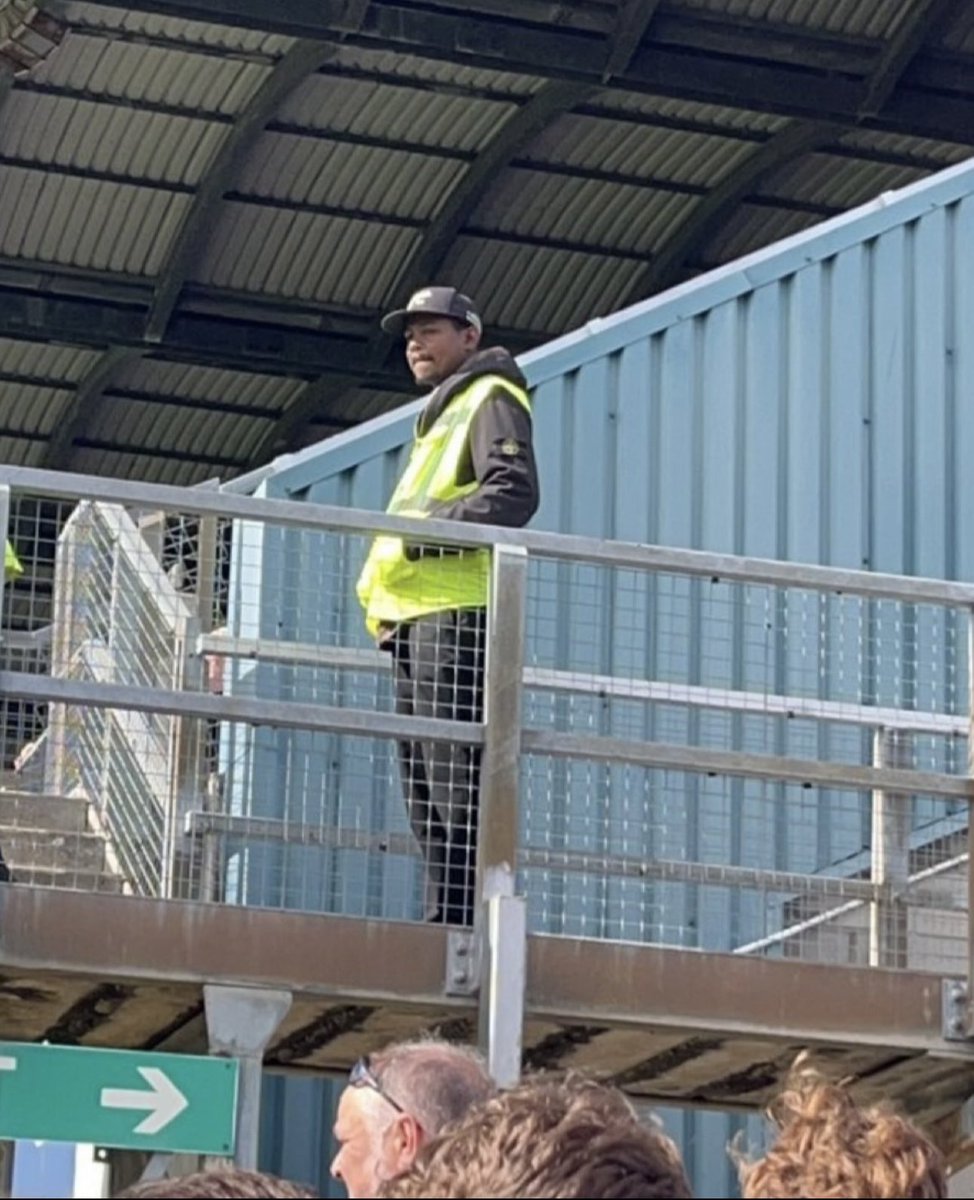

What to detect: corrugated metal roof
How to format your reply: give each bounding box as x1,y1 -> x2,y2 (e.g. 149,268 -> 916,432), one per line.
667,0 -> 906,39
591,91 -> 789,136
0,167 -> 190,274
84,395 -> 274,464
89,359 -> 307,475
0,90 -> 224,187
0,383 -> 73,438
195,204 -> 419,306
838,129 -> 974,166
31,30 -> 273,115
123,359 -> 306,411
940,3 -> 974,52
70,444 -> 222,486
0,0 -> 970,484
0,339 -> 100,381
693,203 -> 820,265
528,113 -> 762,186
63,2 -> 294,59
235,133 -> 465,223
276,73 -> 520,155
471,168 -> 692,255
445,237 -> 647,333
330,43 -> 543,97
762,152 -> 928,209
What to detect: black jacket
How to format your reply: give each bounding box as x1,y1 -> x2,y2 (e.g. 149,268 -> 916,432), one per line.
410,347 -> 540,543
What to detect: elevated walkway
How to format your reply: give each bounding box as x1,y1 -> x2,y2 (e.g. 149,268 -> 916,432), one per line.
3,889 -> 971,1131
2,465 -> 974,1172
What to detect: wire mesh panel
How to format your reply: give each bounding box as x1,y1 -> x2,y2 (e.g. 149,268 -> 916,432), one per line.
521,553 -> 971,969
0,469 -> 971,971
0,494 -> 74,775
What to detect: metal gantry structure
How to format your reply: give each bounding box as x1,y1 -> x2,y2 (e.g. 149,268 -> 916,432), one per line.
2,464 -> 974,1181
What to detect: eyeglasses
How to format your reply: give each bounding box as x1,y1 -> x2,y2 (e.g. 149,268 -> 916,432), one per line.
349,1056 -> 406,1114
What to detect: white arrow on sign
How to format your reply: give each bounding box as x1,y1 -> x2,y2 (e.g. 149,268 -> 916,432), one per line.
100,1067 -> 189,1135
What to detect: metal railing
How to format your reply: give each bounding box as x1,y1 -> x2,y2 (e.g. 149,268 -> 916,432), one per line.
1,466 -> 972,1004
45,499 -> 204,896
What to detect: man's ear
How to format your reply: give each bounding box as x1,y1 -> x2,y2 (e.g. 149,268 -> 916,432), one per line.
462,323 -> 481,353
388,1112 -> 425,1172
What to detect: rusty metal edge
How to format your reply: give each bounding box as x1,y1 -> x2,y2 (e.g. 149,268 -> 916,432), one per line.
2,889 -> 973,1060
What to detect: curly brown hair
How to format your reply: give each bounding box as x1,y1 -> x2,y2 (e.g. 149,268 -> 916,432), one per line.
737,1068 -> 947,1199
115,1165 -> 317,1198
380,1072 -> 692,1199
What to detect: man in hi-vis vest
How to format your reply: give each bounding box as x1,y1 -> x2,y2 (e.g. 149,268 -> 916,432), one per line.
358,287 -> 539,927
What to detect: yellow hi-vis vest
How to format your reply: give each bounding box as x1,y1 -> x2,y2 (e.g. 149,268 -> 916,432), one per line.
357,373 -> 530,637
4,540 -> 22,584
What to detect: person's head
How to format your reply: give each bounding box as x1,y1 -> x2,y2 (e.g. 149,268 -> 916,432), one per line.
115,1166 -> 316,1197
736,1065 -> 947,1198
381,286 -> 483,387
380,1072 -> 693,1199
330,1039 -> 495,1199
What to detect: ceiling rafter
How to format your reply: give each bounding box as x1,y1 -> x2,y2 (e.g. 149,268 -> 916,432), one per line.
145,38 -> 340,343
83,1 -> 974,144
250,78 -> 594,466
603,0 -> 663,84
858,0 -> 956,117
622,0 -> 959,305
621,119 -> 839,304
385,79 -> 596,308
41,346 -> 146,471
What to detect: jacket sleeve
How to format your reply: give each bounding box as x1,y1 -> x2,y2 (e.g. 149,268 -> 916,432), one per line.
431,392 -> 539,527
404,390 -> 540,559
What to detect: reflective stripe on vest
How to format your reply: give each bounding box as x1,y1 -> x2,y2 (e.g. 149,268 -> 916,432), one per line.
357,374 -> 530,636
4,540 -> 22,584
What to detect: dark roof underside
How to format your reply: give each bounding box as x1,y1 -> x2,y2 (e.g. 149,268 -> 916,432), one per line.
0,0 -> 971,484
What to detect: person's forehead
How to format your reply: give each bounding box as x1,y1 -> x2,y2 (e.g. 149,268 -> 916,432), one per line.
405,314 -> 456,333
336,1083 -> 384,1130
335,1087 -> 363,1131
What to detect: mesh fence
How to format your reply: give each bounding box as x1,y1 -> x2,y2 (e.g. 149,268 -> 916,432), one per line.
0,477 -> 970,972
521,556 -> 969,967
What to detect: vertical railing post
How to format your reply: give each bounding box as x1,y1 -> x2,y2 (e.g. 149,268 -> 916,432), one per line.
869,727 -> 911,969
477,543 -> 528,1087
0,484 -> 10,649
967,608 -> 974,1034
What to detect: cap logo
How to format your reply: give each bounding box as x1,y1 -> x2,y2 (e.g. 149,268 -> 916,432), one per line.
409,289 -> 433,308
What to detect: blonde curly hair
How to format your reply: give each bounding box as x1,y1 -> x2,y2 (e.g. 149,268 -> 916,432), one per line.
737,1063 -> 947,1199
381,1071 -> 692,1199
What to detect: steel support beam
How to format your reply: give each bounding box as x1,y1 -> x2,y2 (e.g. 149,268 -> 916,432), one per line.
859,0 -> 956,118
386,79 -> 594,307
247,373 -> 367,467
0,887 -> 968,1057
0,283 -> 408,388
146,40 -> 339,342
80,2 -> 974,144
603,0 -> 662,83
41,346 -> 144,471
624,118 -> 837,302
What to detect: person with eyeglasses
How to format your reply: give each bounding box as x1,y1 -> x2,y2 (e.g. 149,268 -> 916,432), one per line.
330,1039 -> 495,1199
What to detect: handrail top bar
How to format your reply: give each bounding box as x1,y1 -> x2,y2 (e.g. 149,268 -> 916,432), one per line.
4,465 -> 974,607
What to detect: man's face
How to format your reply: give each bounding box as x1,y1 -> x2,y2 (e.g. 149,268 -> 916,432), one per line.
405,316 -> 480,387
331,1087 -> 414,1199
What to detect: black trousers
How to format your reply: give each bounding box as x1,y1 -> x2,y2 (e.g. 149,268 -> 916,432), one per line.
390,608 -> 486,926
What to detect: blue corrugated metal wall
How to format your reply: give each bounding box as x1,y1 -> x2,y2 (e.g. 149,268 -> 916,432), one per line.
246,159 -> 974,1197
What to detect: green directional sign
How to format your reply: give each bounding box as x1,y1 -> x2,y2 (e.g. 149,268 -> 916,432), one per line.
0,1041 -> 238,1154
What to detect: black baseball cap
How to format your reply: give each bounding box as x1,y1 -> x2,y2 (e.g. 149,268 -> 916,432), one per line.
381,286 -> 483,337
